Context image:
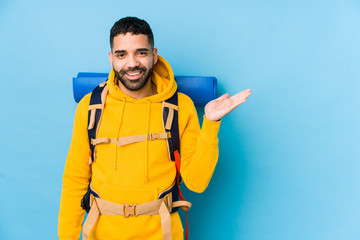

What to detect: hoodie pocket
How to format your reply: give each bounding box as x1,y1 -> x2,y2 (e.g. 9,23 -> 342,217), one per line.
100,184 -> 159,205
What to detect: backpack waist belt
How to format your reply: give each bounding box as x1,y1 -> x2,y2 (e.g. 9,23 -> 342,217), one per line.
82,182 -> 191,240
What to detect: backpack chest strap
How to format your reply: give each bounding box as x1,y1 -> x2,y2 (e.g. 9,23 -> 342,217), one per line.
91,132 -> 171,146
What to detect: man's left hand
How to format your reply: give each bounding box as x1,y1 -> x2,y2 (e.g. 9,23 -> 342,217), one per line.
204,89 -> 252,121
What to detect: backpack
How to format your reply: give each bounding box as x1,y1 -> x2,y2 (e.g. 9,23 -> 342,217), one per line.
81,81 -> 191,239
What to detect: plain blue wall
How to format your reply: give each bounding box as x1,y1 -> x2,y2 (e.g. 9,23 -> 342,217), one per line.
1,0 -> 360,239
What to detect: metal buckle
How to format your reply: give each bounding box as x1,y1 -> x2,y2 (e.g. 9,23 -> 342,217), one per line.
123,204 -> 137,217
167,132 -> 171,139
149,133 -> 159,141
163,194 -> 173,212
89,194 -> 94,207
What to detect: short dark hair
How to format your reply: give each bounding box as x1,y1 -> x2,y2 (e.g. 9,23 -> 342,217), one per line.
110,17 -> 154,50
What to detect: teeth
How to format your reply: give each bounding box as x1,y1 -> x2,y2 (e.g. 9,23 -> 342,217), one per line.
127,72 -> 140,76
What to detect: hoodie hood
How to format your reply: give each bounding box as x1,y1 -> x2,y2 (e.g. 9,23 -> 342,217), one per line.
107,56 -> 177,102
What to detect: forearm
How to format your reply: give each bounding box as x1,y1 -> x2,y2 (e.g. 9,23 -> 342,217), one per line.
58,143 -> 91,239
180,117 -> 220,193
58,95 -> 92,239
58,176 -> 88,239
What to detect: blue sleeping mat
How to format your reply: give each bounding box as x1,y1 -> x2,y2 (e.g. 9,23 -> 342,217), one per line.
73,72 -> 217,106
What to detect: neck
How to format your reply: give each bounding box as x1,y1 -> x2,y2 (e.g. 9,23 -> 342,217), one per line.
118,78 -> 157,100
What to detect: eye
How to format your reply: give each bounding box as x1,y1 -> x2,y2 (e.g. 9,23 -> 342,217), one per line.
138,51 -> 148,56
117,53 -> 125,58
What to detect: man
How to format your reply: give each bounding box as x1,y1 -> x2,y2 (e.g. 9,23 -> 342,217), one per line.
58,17 -> 251,240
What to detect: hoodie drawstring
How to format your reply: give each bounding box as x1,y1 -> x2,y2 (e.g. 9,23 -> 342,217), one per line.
113,97 -> 151,179
114,97 -> 126,170
145,99 -> 151,181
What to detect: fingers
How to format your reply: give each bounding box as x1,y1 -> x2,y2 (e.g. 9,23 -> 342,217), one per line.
229,89 -> 252,107
230,89 -> 252,101
216,93 -> 230,101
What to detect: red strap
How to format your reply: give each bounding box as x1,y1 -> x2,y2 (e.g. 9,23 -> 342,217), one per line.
176,181 -> 185,202
174,150 -> 189,240
177,181 -> 189,239
174,150 -> 185,201
174,150 -> 181,179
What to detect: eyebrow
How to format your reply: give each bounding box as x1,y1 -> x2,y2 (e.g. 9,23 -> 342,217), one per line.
136,48 -> 151,52
114,50 -> 126,54
113,48 -> 151,54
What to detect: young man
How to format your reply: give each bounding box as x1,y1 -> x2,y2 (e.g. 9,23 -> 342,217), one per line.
58,17 -> 251,240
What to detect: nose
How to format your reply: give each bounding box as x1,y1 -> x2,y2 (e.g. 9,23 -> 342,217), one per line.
127,54 -> 139,68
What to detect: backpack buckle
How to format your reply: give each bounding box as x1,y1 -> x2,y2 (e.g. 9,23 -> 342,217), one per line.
163,193 -> 173,212
123,204 -> 137,217
148,133 -> 159,141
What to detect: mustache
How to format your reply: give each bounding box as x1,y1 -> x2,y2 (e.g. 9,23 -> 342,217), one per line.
120,67 -> 146,74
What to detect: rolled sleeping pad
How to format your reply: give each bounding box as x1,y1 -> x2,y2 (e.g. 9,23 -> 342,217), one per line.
73,72 -> 217,106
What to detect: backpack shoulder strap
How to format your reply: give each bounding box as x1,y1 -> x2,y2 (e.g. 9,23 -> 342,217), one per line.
163,91 -> 182,180
162,91 -> 179,162
162,91 -> 191,239
88,81 -> 108,164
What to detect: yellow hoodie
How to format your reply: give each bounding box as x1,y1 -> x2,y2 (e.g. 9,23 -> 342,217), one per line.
58,56 -> 220,240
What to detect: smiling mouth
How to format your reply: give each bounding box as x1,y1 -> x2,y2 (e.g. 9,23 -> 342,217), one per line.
126,71 -> 143,80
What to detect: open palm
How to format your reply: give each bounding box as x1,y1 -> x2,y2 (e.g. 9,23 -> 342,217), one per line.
205,89 -> 252,121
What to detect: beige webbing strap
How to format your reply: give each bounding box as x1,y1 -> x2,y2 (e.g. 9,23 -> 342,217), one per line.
163,102 -> 178,130
88,104 -> 102,110
95,197 -> 164,216
100,85 -> 108,106
118,132 -> 171,146
173,200 -> 192,212
94,85 -> 108,138
88,104 -> 103,130
148,132 -> 171,141
165,108 -> 174,130
163,102 -> 179,111
91,137 -> 109,145
82,198 -> 100,240
90,132 -> 171,146
87,83 -> 107,138
159,201 -> 172,240
91,85 -> 109,161
88,109 -> 96,130
91,137 -> 116,145
117,135 -> 147,146
82,196 -> 174,240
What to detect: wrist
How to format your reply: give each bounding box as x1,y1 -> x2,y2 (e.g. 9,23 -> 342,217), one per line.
204,114 -> 221,122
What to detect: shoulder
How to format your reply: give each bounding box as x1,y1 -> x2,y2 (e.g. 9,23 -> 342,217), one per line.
177,92 -> 197,118
75,92 -> 92,119
177,92 -> 195,109
78,92 -> 91,109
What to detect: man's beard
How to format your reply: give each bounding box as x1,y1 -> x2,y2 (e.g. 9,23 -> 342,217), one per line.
114,66 -> 153,91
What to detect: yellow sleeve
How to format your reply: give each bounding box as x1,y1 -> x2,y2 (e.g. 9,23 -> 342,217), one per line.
178,93 -> 221,193
58,94 -> 92,240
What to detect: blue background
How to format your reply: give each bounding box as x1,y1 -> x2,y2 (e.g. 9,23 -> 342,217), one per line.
1,0 -> 360,239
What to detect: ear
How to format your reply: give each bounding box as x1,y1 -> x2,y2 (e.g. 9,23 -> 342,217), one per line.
153,48 -> 158,65
109,51 -> 113,66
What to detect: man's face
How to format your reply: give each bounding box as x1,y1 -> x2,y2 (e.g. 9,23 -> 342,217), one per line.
109,33 -> 158,91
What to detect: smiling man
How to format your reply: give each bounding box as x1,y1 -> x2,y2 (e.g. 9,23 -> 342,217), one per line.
110,32 -> 158,98
58,17 -> 251,240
